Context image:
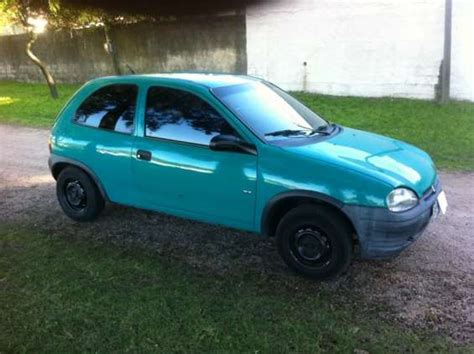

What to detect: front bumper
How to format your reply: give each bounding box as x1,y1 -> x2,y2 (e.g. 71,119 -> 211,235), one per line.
343,179 -> 442,259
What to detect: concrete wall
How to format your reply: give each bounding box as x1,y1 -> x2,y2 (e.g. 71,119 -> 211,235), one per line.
1,1 -> 472,101
246,0 -> 474,101
0,15 -> 247,83
450,0 -> 474,101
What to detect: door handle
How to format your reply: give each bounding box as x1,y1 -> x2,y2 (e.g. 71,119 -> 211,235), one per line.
136,150 -> 152,161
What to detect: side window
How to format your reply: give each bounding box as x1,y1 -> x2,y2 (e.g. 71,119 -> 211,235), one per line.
74,84 -> 138,134
145,86 -> 237,145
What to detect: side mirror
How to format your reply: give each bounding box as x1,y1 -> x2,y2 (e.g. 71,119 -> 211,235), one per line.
209,134 -> 257,155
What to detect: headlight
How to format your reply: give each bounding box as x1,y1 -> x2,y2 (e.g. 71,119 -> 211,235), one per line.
386,188 -> 418,212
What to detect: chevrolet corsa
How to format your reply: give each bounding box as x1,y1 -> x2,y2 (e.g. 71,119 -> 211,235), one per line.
49,74 -> 448,279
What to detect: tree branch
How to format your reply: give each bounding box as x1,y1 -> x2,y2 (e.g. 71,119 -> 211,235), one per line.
25,31 -> 59,99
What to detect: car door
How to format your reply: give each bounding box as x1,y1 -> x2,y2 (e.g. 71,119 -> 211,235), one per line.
131,85 -> 257,230
64,83 -> 139,205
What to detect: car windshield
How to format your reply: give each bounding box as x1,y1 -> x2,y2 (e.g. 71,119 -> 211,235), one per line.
212,82 -> 329,142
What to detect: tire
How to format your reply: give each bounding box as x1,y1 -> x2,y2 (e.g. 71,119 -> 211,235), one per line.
56,166 -> 105,222
276,205 -> 352,279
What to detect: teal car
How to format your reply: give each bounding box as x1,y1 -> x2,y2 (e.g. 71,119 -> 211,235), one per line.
49,73 -> 448,279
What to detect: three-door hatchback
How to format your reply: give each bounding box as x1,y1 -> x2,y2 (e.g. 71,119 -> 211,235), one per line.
49,73 -> 448,279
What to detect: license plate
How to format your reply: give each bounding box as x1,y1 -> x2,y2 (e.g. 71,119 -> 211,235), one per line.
437,191 -> 448,215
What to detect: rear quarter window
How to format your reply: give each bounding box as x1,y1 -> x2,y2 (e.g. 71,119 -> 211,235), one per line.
74,84 -> 138,134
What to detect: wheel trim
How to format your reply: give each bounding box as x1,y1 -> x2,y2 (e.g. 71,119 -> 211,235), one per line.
64,179 -> 87,211
289,227 -> 333,269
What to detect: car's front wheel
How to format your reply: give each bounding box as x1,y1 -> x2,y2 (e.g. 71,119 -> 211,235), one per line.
276,205 -> 353,279
56,166 -> 105,222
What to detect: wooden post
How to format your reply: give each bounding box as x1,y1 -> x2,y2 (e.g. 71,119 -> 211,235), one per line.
440,0 -> 452,104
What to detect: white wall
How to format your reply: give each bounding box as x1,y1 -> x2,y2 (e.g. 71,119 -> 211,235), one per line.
246,0 -> 474,101
451,0 -> 474,101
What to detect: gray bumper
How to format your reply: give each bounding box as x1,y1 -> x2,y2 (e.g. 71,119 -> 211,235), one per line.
343,179 -> 441,259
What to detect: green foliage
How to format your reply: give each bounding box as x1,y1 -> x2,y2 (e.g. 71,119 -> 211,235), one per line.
1,0 -> 56,26
0,0 -> 141,32
0,0 -> 22,26
0,225 -> 463,353
0,1 -> 17,26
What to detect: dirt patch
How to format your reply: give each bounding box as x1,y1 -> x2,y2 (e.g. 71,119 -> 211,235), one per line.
1,124 -> 473,343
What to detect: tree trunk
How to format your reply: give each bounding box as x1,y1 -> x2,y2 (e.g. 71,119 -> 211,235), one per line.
104,22 -> 122,75
25,31 -> 58,99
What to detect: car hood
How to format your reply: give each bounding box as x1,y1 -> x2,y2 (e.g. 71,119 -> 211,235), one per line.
282,127 -> 436,196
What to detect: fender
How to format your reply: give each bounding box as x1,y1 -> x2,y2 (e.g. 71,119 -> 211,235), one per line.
48,154 -> 110,201
260,190 -> 346,237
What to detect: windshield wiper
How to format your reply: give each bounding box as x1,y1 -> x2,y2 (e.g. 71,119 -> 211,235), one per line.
308,123 -> 336,136
264,124 -> 336,138
264,129 -> 310,137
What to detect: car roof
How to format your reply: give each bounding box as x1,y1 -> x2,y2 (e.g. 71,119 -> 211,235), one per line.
89,73 -> 262,89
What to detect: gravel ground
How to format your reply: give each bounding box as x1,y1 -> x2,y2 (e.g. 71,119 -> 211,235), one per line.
1,124 -> 473,344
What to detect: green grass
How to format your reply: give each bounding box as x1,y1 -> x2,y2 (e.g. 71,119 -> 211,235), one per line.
0,81 -> 80,127
0,81 -> 473,170
293,92 -> 474,171
1,225 -> 464,353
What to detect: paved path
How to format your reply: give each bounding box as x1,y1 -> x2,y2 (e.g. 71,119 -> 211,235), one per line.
1,124 -> 473,343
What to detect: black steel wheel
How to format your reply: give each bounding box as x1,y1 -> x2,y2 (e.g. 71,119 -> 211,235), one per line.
276,205 -> 352,279
289,227 -> 333,269
64,179 -> 87,212
56,166 -> 104,221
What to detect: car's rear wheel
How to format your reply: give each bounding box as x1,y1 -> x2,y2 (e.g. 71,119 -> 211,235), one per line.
276,205 -> 352,279
56,166 -> 105,221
